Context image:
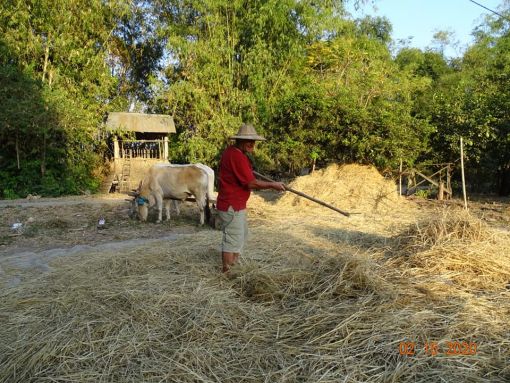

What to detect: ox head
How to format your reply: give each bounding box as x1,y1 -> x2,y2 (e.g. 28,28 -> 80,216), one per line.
133,180 -> 155,221
136,195 -> 150,221
127,181 -> 149,221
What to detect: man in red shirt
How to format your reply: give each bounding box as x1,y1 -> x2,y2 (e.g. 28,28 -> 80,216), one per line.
217,123 -> 285,273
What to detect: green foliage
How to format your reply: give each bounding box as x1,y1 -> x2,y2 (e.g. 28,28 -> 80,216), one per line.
110,1 -> 165,105
0,0 -> 126,198
150,0 -> 351,170
412,10 -> 510,192
2,0 -> 510,197
414,189 -> 431,199
150,0 -> 436,175
279,34 -> 433,171
355,16 -> 393,44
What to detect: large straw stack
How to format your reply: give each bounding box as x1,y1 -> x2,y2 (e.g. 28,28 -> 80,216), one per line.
276,164 -> 404,214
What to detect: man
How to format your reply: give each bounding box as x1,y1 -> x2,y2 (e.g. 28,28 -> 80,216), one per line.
217,123 -> 286,273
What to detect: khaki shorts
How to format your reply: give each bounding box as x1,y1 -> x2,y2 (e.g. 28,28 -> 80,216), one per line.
219,206 -> 248,254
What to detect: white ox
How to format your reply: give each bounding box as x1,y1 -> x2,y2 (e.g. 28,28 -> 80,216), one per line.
136,163 -> 215,225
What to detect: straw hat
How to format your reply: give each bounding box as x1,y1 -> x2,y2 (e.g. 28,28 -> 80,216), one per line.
230,123 -> 266,141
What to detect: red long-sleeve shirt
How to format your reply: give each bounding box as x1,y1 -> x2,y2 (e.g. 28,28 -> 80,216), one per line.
217,146 -> 255,211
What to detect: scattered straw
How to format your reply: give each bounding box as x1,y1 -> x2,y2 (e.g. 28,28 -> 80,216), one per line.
394,208 -> 493,251
1,164 -> 509,382
389,208 -> 510,293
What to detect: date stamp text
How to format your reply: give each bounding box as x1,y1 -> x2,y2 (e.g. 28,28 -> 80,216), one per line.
399,341 -> 477,356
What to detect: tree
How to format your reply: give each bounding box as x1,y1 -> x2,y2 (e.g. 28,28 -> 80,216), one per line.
151,0 -> 350,169
416,9 -> 510,193
355,15 -> 392,45
271,30 -> 433,171
0,0 -> 126,197
109,0 -> 165,109
467,16 -> 510,194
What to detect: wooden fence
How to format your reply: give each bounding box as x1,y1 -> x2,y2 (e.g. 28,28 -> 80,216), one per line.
400,162 -> 454,200
120,140 -> 163,159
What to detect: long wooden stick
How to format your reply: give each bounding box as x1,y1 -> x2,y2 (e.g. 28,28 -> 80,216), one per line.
253,171 -> 351,217
460,137 -> 468,210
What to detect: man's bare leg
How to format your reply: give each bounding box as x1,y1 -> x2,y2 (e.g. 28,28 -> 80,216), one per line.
222,252 -> 239,273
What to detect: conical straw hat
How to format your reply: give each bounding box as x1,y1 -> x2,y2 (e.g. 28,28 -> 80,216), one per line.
229,123 -> 266,141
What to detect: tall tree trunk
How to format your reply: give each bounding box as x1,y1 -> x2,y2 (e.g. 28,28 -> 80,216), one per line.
15,131 -> 20,170
42,33 -> 51,83
40,134 -> 46,177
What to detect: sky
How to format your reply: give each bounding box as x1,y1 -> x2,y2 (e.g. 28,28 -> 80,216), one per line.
348,0 -> 504,57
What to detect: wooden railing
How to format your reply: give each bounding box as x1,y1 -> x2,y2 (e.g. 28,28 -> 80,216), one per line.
400,162 -> 454,200
120,140 -> 163,159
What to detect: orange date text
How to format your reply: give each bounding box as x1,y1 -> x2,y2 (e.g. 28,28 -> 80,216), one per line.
399,341 -> 477,356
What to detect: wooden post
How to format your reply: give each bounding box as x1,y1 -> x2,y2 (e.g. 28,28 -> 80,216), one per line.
113,136 -> 120,159
399,159 -> 403,196
460,137 -> 468,210
164,137 -> 169,160
446,164 -> 452,198
438,182 -> 444,200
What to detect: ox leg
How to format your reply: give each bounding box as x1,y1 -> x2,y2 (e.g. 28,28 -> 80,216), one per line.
163,200 -> 171,221
195,190 -> 211,226
155,194 -> 163,223
173,200 -> 180,216
129,198 -> 137,219
197,200 -> 205,226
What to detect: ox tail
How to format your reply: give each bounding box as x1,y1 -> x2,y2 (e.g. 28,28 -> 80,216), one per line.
205,195 -> 211,225
196,164 -> 213,225
195,163 -> 215,203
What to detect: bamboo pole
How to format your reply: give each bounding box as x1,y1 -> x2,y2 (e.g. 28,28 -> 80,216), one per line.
253,171 -> 351,217
399,159 -> 402,196
460,137 -> 468,210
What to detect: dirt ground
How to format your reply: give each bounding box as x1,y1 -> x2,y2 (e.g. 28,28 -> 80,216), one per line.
0,194 -> 207,252
0,193 -> 215,287
2,193 -> 508,252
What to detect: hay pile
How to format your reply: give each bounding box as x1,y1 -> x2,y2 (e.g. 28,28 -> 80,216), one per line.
0,237 -> 396,383
276,164 -> 403,214
390,208 -> 510,292
395,208 -> 493,249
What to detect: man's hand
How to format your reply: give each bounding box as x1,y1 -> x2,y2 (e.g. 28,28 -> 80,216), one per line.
248,179 -> 286,191
272,182 -> 286,192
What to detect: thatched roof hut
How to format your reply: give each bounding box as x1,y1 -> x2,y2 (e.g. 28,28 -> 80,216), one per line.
103,113 -> 177,192
106,112 -> 176,134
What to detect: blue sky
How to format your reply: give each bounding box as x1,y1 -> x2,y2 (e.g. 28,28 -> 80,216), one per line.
348,0 -> 504,57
